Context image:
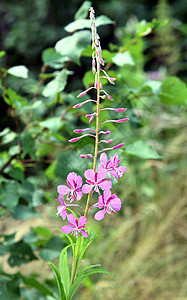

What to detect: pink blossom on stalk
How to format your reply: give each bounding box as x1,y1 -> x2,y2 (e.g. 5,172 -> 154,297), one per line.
82,169 -> 112,194
61,214 -> 88,238
57,172 -> 82,202
99,152 -> 127,180
94,189 -> 121,220
56,195 -> 67,220
56,195 -> 83,220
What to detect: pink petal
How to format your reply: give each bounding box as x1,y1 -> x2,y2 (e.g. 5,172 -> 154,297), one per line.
67,172 -> 77,188
76,175 -> 83,188
84,169 -> 95,181
97,169 -> 107,182
104,189 -> 111,201
80,229 -> 88,238
57,185 -> 71,195
61,225 -> 74,234
99,180 -> 112,190
109,197 -> 121,211
100,152 -> 107,167
94,209 -> 106,221
57,195 -> 64,205
67,214 -> 77,226
98,194 -> 104,208
82,184 -> 93,194
76,191 -> 82,201
78,216 -> 87,227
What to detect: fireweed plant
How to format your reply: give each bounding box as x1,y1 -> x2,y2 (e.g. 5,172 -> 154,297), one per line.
50,7 -> 128,299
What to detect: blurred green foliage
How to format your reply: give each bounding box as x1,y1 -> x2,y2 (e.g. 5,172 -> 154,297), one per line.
0,1 -> 187,299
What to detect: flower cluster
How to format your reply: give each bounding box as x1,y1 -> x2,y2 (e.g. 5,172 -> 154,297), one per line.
56,7 -> 128,239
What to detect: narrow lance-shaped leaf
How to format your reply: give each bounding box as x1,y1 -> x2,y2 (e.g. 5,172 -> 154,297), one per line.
70,268 -> 117,299
49,262 -> 66,300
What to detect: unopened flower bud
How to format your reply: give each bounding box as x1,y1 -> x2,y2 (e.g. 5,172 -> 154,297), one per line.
115,108 -> 127,112
113,143 -> 124,150
73,129 -> 84,133
69,137 -> 81,143
107,94 -> 114,101
116,118 -> 129,123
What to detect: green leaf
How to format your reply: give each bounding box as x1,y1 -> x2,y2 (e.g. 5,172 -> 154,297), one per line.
112,51 -> 134,67
21,133 -> 35,158
59,246 -> 71,299
8,240 -> 37,266
49,262 -> 66,300
70,268 -> 117,299
8,145 -> 20,156
76,264 -> 101,277
12,205 -> 40,220
125,140 -> 161,159
36,143 -> 53,157
74,1 -> 91,20
1,130 -> 17,144
3,88 -> 28,108
142,80 -> 161,95
42,47 -> 67,68
33,226 -> 53,238
8,167 -> 24,181
21,275 -> 53,296
95,15 -> 114,27
55,30 -> 91,65
7,65 -> 28,79
0,50 -> 5,58
65,15 -> 113,33
42,69 -> 71,97
83,70 -> 94,88
159,76 -> 187,105
65,19 -> 90,32
39,236 -> 66,261
1,181 -> 20,210
40,117 -> 63,132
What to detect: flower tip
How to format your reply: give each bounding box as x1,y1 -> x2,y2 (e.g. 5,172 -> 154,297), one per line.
74,129 -> 84,133
73,103 -> 82,109
77,91 -> 87,98
113,143 -> 124,150
69,137 -> 80,143
116,118 -> 129,123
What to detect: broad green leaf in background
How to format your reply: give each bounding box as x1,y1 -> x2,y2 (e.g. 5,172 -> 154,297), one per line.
65,15 -> 114,33
21,276 -> 53,297
42,48 -> 68,69
0,50 -> 5,58
21,133 -> 35,158
1,181 -> 20,210
12,205 -> 40,220
42,69 -> 71,97
159,76 -> 187,105
7,65 -> 29,79
39,236 -> 66,261
40,117 -> 63,132
125,140 -> 161,159
55,30 -> 91,65
36,143 -> 54,157
8,167 -> 24,182
112,51 -> 134,67
74,1 -> 92,20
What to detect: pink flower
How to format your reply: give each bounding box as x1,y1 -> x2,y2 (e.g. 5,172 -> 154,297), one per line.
61,214 -> 88,238
56,195 -> 67,220
94,189 -> 121,220
57,172 -> 82,202
99,152 -> 127,180
82,169 -> 112,194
